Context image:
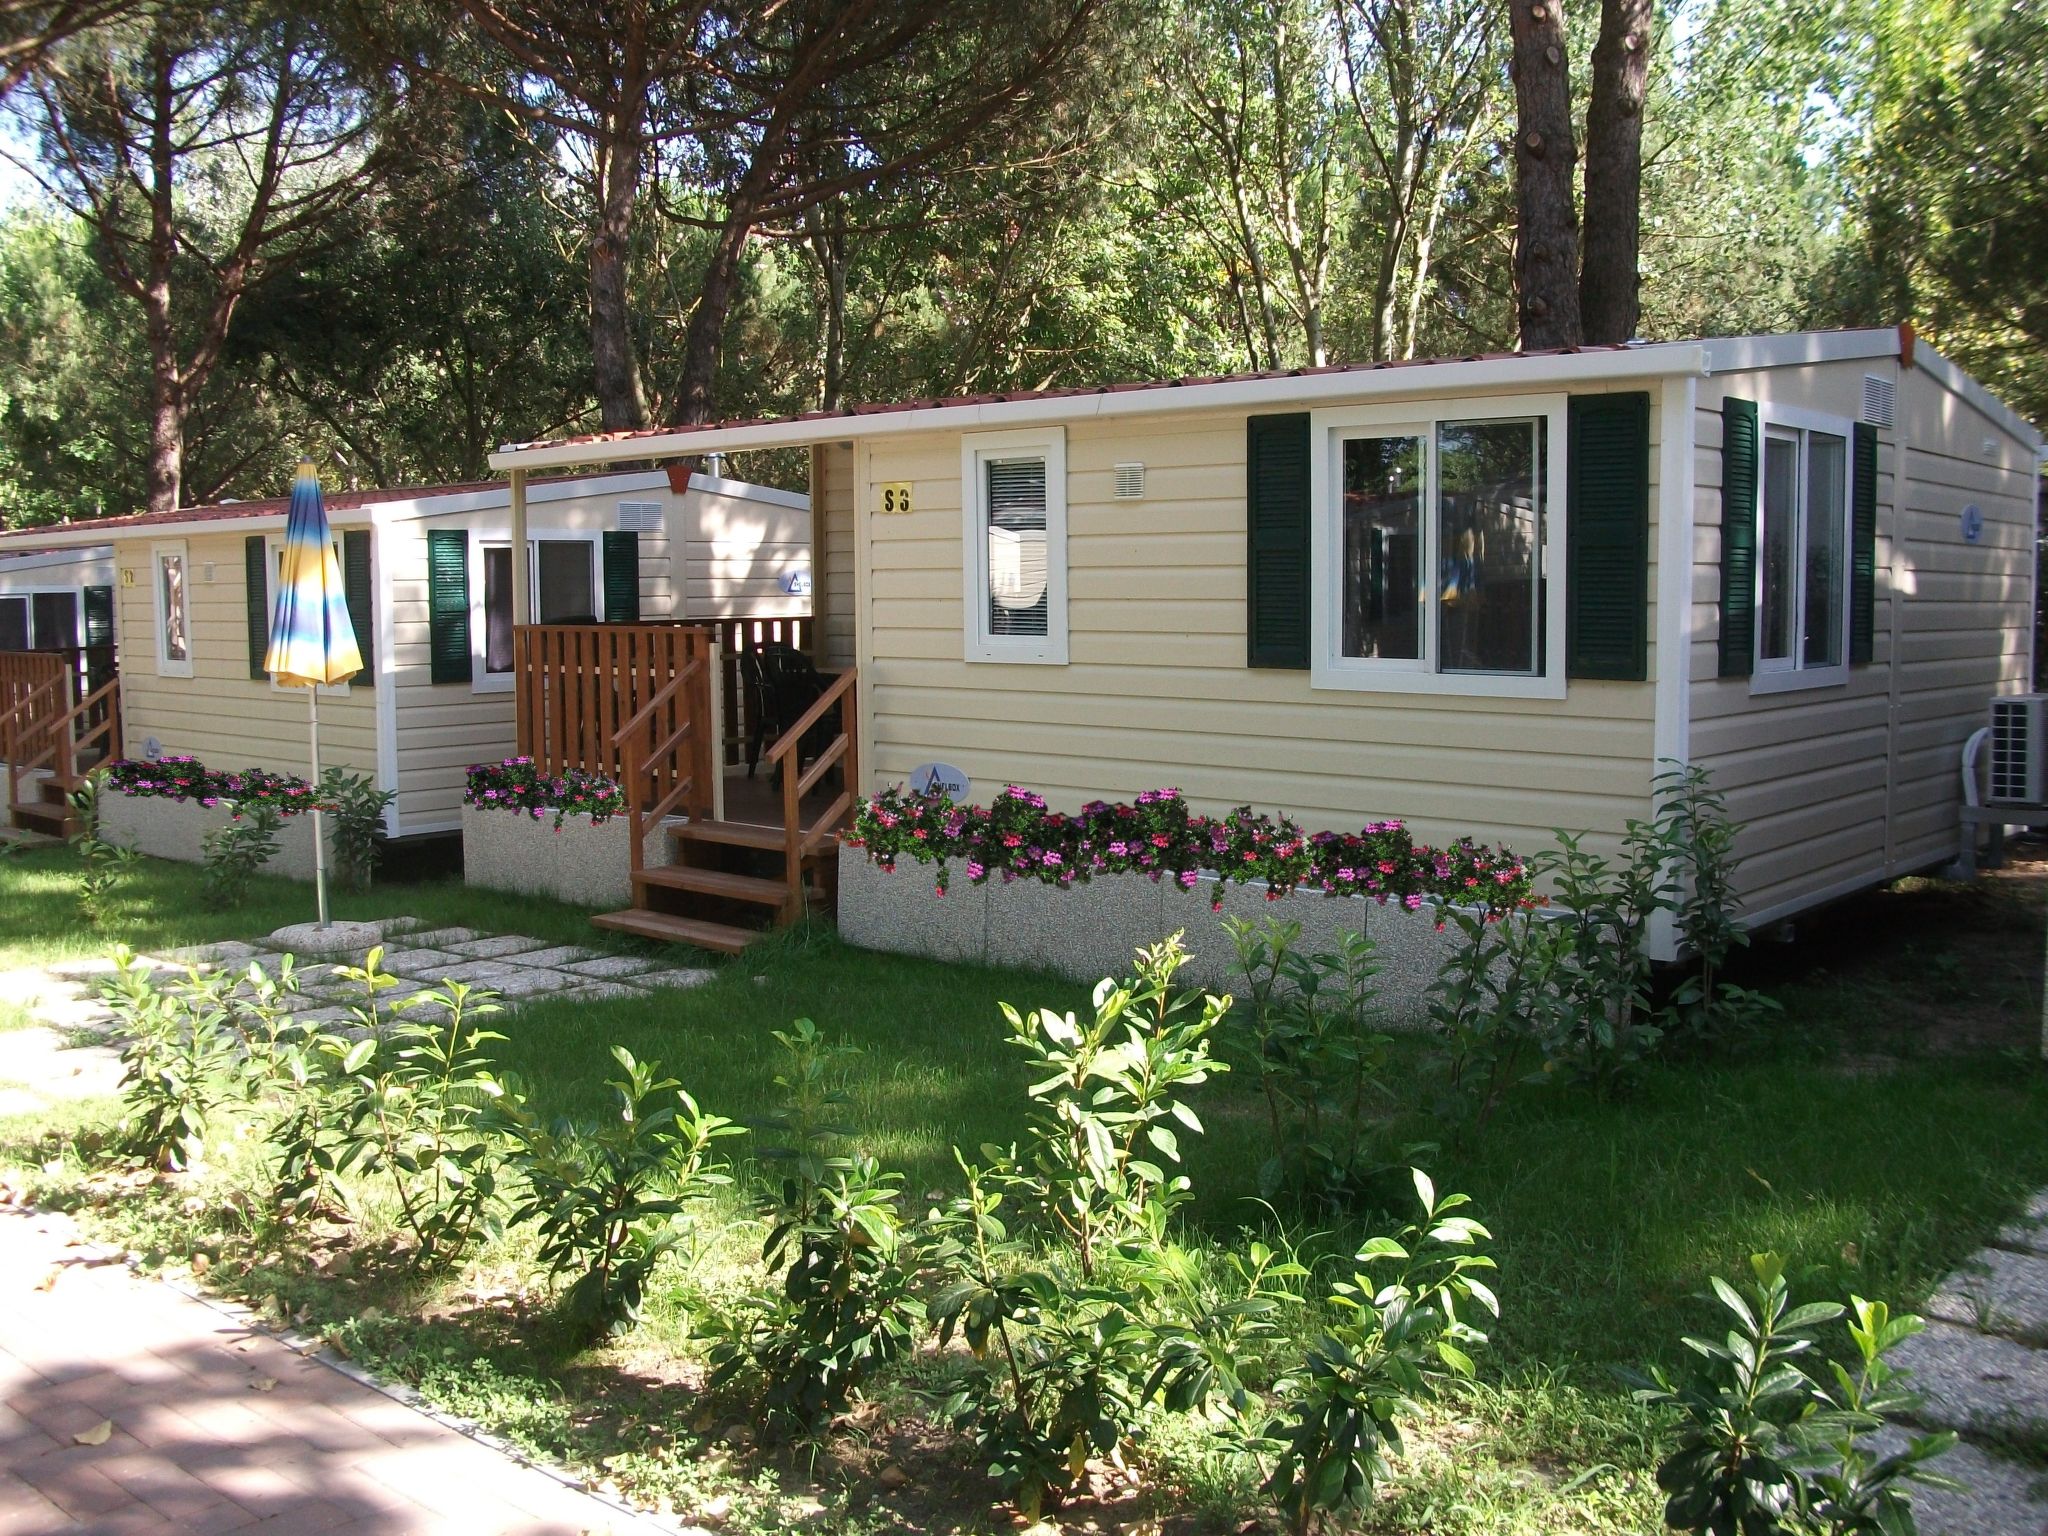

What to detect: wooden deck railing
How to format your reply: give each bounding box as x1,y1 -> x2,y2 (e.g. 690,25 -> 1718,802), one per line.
615,654 -> 712,876
0,648 -> 120,816
764,666 -> 857,922
514,624 -> 713,786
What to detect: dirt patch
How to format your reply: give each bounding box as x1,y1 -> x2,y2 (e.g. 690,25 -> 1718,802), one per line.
1731,843 -> 2047,1056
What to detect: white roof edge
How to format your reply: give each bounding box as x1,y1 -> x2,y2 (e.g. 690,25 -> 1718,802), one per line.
688,472 -> 810,511
0,544 -> 114,568
1912,341 -> 2044,453
488,344 -> 1711,471
1699,328 -> 1901,371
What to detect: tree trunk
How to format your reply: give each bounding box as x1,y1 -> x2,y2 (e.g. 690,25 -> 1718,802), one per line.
589,128 -> 648,432
1580,0 -> 1653,343
144,314 -> 183,516
671,212 -> 752,426
143,37 -> 180,515
1507,0 -> 1581,349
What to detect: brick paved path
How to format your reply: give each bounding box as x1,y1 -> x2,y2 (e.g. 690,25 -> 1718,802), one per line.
0,1208 -> 675,1535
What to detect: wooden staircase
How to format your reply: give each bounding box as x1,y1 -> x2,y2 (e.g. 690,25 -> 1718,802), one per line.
2,650 -> 119,840
593,818 -> 842,953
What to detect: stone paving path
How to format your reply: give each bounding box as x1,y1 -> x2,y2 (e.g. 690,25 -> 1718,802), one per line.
0,916 -> 715,1043
1891,1189 -> 2048,1534
0,1205 -> 681,1534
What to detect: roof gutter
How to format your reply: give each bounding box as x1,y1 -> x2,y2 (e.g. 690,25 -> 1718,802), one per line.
490,344 -> 1711,472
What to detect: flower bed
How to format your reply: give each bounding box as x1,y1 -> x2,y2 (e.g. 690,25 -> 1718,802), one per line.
849,785 -> 1535,916
104,756 -> 323,817
464,757 -> 626,830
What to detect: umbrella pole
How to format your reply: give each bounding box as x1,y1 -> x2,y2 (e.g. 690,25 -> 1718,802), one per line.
309,687 -> 328,928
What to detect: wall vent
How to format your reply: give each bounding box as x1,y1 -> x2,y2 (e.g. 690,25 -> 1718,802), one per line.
1113,463 -> 1146,500
617,501 -> 663,533
1861,373 -> 1896,429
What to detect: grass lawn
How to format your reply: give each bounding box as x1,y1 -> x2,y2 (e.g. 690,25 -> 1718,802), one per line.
3,839 -> 2045,1533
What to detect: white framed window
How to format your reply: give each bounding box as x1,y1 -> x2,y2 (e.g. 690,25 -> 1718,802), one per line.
961,427 -> 1067,665
151,541 -> 192,677
0,596 -> 23,651
470,531 -> 601,692
0,589 -> 80,652
1752,404 -> 1852,694
1309,394 -> 1567,699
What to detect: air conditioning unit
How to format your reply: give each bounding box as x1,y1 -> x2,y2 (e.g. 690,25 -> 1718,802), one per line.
1987,694 -> 2048,804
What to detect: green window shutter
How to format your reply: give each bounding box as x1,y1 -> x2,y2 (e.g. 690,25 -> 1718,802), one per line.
343,529 -> 375,686
244,534 -> 269,679
1717,397 -> 1759,677
602,530 -> 641,622
1851,423 -> 1877,664
1247,411 -> 1311,669
427,528 -> 471,684
1565,391 -> 1651,681
82,585 -> 113,648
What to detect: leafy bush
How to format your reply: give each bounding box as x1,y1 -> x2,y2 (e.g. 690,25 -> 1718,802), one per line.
200,800 -> 284,907
851,783 -> 1535,913
1259,1171 -> 1499,1534
1538,828 -> 1667,1093
1648,763 -> 1781,1047
1224,916 -> 1391,1200
708,1020 -> 924,1432
1629,1252 -> 1958,1535
101,949 -> 239,1170
321,950 -> 521,1269
319,767 -> 394,891
67,773 -> 137,928
464,756 -> 626,829
1427,903 -> 1575,1125
507,1047 -> 740,1340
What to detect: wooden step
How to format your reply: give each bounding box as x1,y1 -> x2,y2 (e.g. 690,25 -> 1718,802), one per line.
634,864 -> 790,908
10,800 -> 75,835
590,908 -> 762,954
38,776 -> 81,805
669,819 -> 840,854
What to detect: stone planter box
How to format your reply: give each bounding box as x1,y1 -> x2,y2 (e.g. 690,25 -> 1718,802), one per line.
101,791 -> 332,882
837,858 -> 1466,1027
461,803 -> 668,910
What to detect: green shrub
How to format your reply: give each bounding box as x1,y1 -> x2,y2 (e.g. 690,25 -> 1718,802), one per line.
1225,917 -> 1391,1199
506,1046 -> 740,1341
201,801 -> 283,907
1259,1170 -> 1499,1535
318,768 -> 394,892
1648,762 -> 1782,1047
1629,1252 -> 1958,1536
707,1020 -> 924,1433
101,949 -> 239,1170
1427,903 -> 1575,1125
67,774 -> 137,928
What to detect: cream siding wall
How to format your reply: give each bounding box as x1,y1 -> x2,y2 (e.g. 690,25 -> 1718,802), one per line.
387,476 -> 811,833
112,529 -> 379,780
1688,354 -> 2036,921
850,388 -> 1666,863
813,443 -> 857,667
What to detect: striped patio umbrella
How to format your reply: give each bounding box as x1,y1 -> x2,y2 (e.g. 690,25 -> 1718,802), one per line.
264,459 -> 362,926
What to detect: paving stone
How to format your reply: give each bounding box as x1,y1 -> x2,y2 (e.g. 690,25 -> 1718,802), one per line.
157,940 -> 268,968
559,954 -> 662,979
0,1028 -> 121,1101
32,998 -> 117,1034
500,944 -> 604,969
1870,1428 -> 2048,1536
267,919 -> 384,957
357,915 -> 425,938
1999,1190 -> 2048,1258
429,960 -> 528,986
630,968 -> 716,991
43,957 -> 128,982
1929,1247 -> 2048,1344
440,934 -> 551,960
460,967 -> 580,1001
548,981 -> 645,1004
293,1007 -> 355,1029
403,926 -> 484,948
1894,1319 -> 2048,1441
373,948 -> 473,980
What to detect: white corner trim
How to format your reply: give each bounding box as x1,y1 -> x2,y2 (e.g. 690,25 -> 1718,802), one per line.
960,425 -> 1068,666
373,521 -> 402,839
1647,376 -> 1698,965
490,346 -> 1710,471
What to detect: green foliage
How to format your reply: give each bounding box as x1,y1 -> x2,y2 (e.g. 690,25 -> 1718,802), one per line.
322,950 -> 520,1270
507,1047 -> 740,1341
1426,903 -> 1574,1125
1650,762 -> 1781,1048
101,949 -> 239,1170
318,768 -> 393,893
68,774 -> 137,929
1630,1252 -> 1959,1536
707,1020 -> 924,1433
1541,828 -> 1667,1093
1260,1170 -> 1499,1535
1224,917 -> 1391,1200
201,802 -> 284,909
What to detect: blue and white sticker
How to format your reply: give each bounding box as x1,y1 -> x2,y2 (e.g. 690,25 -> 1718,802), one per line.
1961,504 -> 1984,544
782,569 -> 813,596
908,762 -> 969,800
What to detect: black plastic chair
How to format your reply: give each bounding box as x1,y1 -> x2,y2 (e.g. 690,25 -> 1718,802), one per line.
740,642 -> 829,778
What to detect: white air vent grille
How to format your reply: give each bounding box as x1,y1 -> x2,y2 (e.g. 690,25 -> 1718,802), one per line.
1988,695 -> 2048,804
617,501 -> 663,533
1113,463 -> 1145,500
1861,373 -> 1895,429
